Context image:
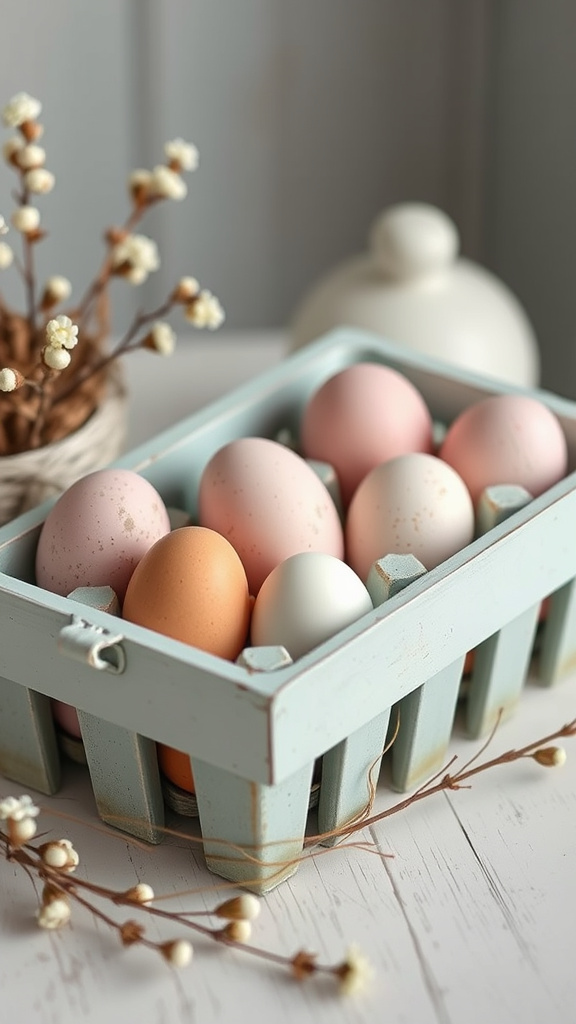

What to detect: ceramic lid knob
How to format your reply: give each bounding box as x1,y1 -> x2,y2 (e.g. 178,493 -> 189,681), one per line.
370,203 -> 459,280
290,201 -> 540,387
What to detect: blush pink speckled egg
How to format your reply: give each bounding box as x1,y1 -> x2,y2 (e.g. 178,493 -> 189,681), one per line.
300,362 -> 434,506
51,700 -> 82,738
198,436 -> 344,594
439,394 -> 568,505
346,452 -> 475,582
35,468 -> 171,601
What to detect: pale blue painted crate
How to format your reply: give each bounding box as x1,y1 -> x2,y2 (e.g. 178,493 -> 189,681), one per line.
0,328 -> 576,892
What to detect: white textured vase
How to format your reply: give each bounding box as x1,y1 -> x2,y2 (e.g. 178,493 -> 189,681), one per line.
0,368 -> 127,525
291,203 -> 540,388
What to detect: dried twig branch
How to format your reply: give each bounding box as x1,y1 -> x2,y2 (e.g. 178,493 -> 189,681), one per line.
0,90 -> 225,453
1,712 -> 574,994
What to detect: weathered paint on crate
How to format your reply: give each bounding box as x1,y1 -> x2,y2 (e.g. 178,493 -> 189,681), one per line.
0,328 -> 576,892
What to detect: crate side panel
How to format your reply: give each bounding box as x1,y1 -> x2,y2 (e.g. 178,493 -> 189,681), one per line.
192,758 -> 315,892
0,592 -> 277,784
1,480 -> 576,786
0,679 -> 61,794
270,489 -> 576,779
77,712 -> 165,843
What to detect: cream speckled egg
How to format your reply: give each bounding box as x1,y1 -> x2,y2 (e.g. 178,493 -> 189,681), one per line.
346,452 -> 474,582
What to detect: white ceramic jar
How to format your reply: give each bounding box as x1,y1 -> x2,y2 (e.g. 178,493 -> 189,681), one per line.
290,203 -> 540,387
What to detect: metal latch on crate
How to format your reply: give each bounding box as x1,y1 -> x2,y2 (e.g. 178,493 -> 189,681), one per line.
58,616 -> 126,674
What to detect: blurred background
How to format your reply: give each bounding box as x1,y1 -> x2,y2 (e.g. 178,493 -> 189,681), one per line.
0,0 -> 575,396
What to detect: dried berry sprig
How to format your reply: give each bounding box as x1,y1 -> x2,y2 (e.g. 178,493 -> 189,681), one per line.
1,714 -> 574,995
128,713 -> 576,878
0,92 -> 224,453
304,714 -> 576,848
0,797 -> 369,994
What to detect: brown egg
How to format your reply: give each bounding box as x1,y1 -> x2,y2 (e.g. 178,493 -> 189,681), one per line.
157,743 -> 195,793
122,526 -> 251,660
123,526 -> 252,795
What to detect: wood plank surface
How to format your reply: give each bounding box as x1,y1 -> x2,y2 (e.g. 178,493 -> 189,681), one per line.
2,669 -> 576,1024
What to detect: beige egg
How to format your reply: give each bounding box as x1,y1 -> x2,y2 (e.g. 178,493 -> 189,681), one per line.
346,453 -> 475,582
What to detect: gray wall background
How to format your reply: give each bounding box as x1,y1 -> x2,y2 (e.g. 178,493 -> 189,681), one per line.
0,0 -> 574,396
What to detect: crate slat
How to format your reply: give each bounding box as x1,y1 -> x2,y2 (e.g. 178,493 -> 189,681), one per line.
390,658 -> 465,790
318,710 -> 391,845
191,757 -> 315,892
539,576 -> 576,685
466,604 -> 540,737
76,712 -> 165,843
0,678 -> 60,793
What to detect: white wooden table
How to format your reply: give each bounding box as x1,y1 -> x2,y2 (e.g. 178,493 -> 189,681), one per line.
2,332 -> 576,1024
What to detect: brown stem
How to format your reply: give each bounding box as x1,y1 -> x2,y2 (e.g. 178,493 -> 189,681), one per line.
3,714 -> 576,983
77,873 -> 338,979
14,177 -> 38,342
23,234 -> 36,338
74,199 -> 159,331
26,370 -> 56,449
53,297 -> 174,405
64,887 -> 162,954
322,716 -> 576,838
1,836 -> 332,975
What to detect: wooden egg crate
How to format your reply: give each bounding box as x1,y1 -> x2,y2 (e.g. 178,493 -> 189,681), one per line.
0,328 -> 575,893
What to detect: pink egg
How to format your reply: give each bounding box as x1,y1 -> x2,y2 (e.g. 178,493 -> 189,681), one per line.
300,362 -> 433,506
198,437 -> 344,594
346,452 -> 475,582
51,700 -> 82,739
439,394 -> 568,505
36,468 -> 171,600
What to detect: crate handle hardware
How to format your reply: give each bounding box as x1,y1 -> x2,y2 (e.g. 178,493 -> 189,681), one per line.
58,616 -> 126,674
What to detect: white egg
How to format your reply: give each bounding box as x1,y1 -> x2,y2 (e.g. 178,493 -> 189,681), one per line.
251,551 -> 373,660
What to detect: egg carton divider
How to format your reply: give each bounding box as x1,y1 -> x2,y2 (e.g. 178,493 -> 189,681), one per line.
0,329 -> 575,890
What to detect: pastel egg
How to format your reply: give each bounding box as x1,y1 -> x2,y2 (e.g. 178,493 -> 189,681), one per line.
36,468 -> 171,601
300,362 -> 433,505
122,525 -> 251,660
157,743 -> 195,793
439,394 -> 568,505
51,700 -> 82,739
251,551 -> 373,660
198,437 -> 344,594
346,452 -> 475,582
123,527 -> 251,796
